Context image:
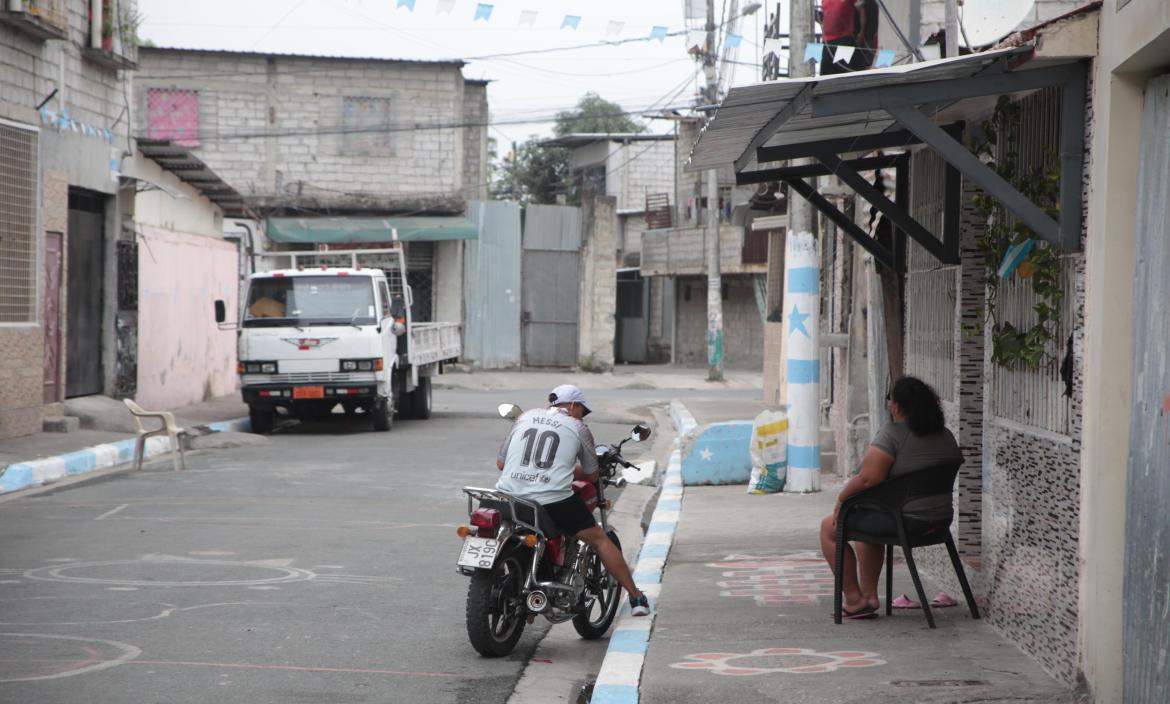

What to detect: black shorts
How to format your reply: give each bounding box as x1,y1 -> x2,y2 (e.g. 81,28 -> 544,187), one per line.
542,494 -> 597,535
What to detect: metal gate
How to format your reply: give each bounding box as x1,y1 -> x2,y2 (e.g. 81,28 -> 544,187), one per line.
406,241 -> 434,322
1123,73 -> 1170,703
615,269 -> 649,363
66,189 -> 104,398
521,204 -> 581,367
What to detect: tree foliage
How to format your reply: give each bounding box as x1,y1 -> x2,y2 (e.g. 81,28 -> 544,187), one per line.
490,93 -> 644,205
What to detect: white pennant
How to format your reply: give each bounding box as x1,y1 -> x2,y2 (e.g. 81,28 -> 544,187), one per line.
763,37 -> 781,55
833,44 -> 856,64
606,20 -> 624,36
518,9 -> 537,26
436,0 -> 455,14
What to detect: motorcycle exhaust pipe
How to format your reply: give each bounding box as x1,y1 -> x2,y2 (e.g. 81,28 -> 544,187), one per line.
526,590 -> 549,613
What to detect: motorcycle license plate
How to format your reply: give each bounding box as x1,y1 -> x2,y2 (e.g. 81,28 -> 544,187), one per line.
293,386 -> 325,399
457,537 -> 500,569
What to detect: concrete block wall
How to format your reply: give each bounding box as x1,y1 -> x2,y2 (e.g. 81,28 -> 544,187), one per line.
136,49 -> 472,210
577,195 -> 618,371
614,140 -> 675,213
674,274 -> 763,370
461,81 -> 489,202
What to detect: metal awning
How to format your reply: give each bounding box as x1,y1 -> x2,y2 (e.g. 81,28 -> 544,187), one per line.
135,139 -> 247,217
686,45 -> 1090,269
265,215 -> 478,244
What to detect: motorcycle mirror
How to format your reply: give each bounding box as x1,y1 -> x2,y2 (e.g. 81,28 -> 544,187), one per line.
497,403 -> 522,420
214,299 -> 226,323
630,423 -> 652,442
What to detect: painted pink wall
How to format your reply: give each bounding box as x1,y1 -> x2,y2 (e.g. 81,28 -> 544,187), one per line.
136,226 -> 238,410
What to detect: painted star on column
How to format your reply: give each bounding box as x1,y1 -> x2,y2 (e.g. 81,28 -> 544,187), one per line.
700,448 -> 714,461
789,304 -> 811,338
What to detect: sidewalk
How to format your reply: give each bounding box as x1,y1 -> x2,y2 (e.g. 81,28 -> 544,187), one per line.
434,364 -> 764,392
602,403 -> 1076,704
0,394 -> 250,494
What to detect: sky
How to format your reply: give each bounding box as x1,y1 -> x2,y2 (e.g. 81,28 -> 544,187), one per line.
136,0 -> 785,153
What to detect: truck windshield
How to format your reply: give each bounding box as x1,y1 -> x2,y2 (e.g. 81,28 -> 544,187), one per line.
243,276 -> 377,327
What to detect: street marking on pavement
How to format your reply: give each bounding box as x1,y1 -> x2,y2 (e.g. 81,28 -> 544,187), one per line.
707,551 -> 835,607
94,504 -> 128,521
23,558 -> 315,588
124,659 -> 477,678
670,648 -> 885,676
0,633 -> 141,682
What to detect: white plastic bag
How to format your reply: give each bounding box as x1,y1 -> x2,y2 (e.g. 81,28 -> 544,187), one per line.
747,409 -> 788,494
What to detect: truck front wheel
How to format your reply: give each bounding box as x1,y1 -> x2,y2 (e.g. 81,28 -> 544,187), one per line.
249,406 -> 274,435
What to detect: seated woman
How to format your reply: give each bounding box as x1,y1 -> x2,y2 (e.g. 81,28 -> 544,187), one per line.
819,376 -> 962,619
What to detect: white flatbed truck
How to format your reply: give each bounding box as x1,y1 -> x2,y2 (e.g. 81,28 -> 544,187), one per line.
215,248 -> 460,433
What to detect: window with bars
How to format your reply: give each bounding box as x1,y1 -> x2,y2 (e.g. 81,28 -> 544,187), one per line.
146,89 -> 200,147
341,96 -> 393,155
0,122 -> 38,324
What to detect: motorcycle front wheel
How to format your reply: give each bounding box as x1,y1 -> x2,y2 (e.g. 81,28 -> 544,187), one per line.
466,552 -> 527,657
573,531 -> 623,639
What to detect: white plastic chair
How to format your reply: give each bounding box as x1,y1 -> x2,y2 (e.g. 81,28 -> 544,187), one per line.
123,399 -> 187,471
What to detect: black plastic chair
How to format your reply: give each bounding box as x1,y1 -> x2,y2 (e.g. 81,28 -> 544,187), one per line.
833,461 -> 980,628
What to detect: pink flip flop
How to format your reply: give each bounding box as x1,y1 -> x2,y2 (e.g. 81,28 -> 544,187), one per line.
891,593 -> 920,609
931,592 -> 959,608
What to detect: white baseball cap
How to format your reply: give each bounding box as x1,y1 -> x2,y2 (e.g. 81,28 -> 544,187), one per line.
548,384 -> 592,416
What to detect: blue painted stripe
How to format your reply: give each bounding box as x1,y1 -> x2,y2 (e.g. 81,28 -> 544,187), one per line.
591,684 -> 638,704
633,569 -> 661,584
787,267 -> 819,294
647,521 -> 676,534
788,444 -> 821,469
0,465 -> 34,492
639,543 -> 669,558
62,451 -> 96,476
655,499 -> 681,511
787,358 -> 820,384
607,629 -> 649,653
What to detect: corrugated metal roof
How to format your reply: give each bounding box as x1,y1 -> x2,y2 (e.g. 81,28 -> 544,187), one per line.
136,139 -> 246,217
138,46 -> 465,67
687,46 -> 1046,172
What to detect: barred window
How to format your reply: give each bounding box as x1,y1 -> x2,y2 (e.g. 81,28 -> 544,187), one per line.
341,96 -> 393,155
146,89 -> 200,147
0,121 -> 38,323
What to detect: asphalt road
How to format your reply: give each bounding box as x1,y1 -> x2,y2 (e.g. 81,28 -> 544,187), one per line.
0,391 -> 656,704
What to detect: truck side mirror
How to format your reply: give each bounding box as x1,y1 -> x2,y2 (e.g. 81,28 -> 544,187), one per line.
214,299 -> 226,323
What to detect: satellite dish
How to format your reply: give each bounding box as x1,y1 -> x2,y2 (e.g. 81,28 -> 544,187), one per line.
960,0 -> 1036,47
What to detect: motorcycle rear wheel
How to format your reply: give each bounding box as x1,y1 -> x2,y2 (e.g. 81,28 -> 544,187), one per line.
466,552 -> 527,657
573,531 -> 623,639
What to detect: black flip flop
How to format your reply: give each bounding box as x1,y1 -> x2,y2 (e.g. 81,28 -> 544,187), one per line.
840,605 -> 878,620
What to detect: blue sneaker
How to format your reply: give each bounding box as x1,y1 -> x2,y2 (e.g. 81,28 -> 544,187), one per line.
629,592 -> 650,617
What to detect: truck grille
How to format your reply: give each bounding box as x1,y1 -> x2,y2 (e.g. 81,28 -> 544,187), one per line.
244,372 -> 376,384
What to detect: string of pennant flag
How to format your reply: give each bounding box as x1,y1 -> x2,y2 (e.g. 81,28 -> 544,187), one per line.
391,0 -> 731,44
803,42 -> 897,68
37,106 -> 116,143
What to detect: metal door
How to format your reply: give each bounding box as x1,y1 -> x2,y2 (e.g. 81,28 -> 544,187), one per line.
521,204 -> 581,367
42,232 -> 63,403
464,201 -> 522,369
66,189 -> 105,398
1123,73 -> 1170,704
615,269 -> 649,363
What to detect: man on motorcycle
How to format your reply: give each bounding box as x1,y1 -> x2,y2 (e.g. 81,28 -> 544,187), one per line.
496,384 -> 651,617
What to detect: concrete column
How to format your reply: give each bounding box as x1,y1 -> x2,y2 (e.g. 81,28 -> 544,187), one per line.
783,230 -> 820,492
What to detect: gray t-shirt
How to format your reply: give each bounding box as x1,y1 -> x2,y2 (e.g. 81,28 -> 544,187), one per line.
871,421 -> 963,521
496,407 -> 598,505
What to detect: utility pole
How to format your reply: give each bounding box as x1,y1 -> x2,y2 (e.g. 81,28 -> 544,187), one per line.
944,0 -> 959,58
782,0 -> 821,493
704,0 -> 725,381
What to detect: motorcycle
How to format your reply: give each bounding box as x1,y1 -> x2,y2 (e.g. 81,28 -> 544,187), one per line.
455,403 -> 652,657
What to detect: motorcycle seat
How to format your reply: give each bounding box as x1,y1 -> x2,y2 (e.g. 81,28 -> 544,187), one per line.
479,498 -> 562,539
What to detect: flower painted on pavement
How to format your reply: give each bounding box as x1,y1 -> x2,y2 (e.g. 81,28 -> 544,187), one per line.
671,647 -> 885,676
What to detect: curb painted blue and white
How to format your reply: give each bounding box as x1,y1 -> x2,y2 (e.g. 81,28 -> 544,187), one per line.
0,416 -> 251,494
591,402 -> 697,704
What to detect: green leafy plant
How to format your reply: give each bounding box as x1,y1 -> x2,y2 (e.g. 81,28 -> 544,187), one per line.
968,96 -> 1065,369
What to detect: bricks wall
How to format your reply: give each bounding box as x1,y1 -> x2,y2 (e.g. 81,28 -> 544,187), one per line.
136,49 -> 474,211
462,81 -> 489,201
674,275 -> 763,370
